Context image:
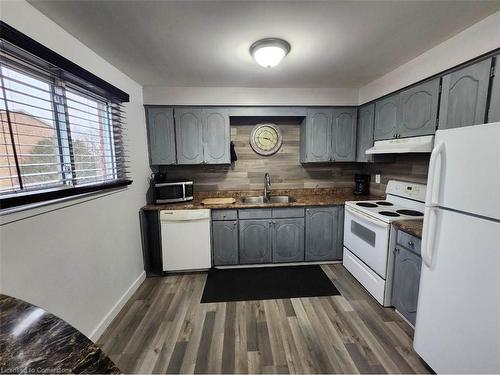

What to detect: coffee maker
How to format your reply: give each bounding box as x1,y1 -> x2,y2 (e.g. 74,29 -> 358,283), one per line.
354,174 -> 371,195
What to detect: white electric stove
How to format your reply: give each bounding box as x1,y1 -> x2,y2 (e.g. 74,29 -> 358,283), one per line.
343,180 -> 426,306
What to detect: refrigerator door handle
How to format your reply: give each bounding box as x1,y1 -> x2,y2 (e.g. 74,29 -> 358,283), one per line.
425,141 -> 445,207
422,206 -> 438,267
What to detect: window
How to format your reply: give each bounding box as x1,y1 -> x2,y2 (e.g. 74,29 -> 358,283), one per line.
0,33 -> 130,209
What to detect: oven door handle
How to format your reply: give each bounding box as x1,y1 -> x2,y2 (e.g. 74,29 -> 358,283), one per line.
345,206 -> 390,228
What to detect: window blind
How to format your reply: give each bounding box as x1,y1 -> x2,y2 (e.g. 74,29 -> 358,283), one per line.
0,37 -> 130,208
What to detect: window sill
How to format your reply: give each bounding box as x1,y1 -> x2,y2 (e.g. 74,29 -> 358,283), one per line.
0,180 -> 133,215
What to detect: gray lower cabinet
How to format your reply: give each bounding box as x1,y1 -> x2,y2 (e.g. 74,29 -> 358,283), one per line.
212,220 -> 238,266
272,218 -> 305,263
439,58 -> 492,130
332,108 -> 357,161
488,56 -> 500,123
374,93 -> 399,141
300,108 -> 332,162
239,219 -> 272,264
146,107 -> 176,165
392,245 -> 422,326
305,206 -> 342,261
203,107 -> 230,164
398,78 -> 440,137
356,104 -> 375,162
175,108 -> 204,164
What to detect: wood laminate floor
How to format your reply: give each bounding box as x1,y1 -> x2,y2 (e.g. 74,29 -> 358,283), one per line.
97,264 -> 430,374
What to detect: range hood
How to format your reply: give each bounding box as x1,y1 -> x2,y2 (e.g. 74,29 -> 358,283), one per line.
365,135 -> 434,154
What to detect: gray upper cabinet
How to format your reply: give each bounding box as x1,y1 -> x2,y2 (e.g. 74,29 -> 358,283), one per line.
305,206 -> 340,261
239,219 -> 272,264
332,108 -> 357,161
439,58 -> 492,130
272,218 -> 304,263
398,78 -> 440,138
301,109 -> 332,162
212,220 -> 238,266
356,104 -> 374,162
146,107 -> 176,165
392,245 -> 422,326
203,108 -> 230,164
488,56 -> 500,123
175,108 -> 204,164
374,94 -> 399,141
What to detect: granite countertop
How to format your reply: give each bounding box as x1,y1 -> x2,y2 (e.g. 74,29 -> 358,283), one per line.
393,220 -> 423,238
0,294 -> 120,374
143,188 -> 382,211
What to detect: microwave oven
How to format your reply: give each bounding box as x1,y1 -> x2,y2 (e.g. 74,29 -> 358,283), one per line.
155,180 -> 193,204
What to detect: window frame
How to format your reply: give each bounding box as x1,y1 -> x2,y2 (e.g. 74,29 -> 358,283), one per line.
0,24 -> 131,210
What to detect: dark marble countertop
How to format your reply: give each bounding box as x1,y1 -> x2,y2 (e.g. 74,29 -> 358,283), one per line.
0,294 -> 120,374
143,188 -> 382,211
393,219 -> 423,238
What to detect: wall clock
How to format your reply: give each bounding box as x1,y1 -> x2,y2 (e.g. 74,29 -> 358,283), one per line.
249,123 -> 283,156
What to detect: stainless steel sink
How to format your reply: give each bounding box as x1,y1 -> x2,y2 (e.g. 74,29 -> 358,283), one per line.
240,195 -> 296,204
268,195 -> 296,203
241,196 -> 266,204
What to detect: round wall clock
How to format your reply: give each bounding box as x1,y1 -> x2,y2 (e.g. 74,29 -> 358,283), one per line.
249,123 -> 283,156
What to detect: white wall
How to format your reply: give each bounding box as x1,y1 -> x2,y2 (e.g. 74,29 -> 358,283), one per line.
143,86 -> 359,106
0,1 -> 150,340
359,10 -> 500,104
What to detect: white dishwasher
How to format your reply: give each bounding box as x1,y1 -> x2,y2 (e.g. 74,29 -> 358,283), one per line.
160,209 -> 211,271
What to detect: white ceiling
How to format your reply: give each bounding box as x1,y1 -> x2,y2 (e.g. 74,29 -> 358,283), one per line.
29,1 -> 500,88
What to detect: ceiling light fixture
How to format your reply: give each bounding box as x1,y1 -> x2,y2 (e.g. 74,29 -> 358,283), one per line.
250,38 -> 291,68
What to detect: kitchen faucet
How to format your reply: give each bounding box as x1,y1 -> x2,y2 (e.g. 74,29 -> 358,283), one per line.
264,172 -> 271,200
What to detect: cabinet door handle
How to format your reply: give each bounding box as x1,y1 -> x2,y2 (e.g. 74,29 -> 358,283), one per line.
233,222 -> 237,228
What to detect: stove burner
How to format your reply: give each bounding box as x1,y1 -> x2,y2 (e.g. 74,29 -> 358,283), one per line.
356,202 -> 378,208
396,209 -> 424,217
376,201 -> 394,206
379,211 -> 400,217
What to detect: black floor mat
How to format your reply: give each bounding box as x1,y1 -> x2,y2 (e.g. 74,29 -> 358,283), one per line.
200,265 -> 340,303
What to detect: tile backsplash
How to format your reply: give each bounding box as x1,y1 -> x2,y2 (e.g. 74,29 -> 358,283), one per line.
161,120 -> 430,195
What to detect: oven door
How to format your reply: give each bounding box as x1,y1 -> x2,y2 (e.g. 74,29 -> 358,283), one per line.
344,206 -> 390,278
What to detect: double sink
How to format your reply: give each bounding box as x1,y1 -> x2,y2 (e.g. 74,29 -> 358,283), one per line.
240,195 -> 296,204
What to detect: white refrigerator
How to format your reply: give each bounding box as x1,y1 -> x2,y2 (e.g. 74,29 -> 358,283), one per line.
414,122 -> 500,373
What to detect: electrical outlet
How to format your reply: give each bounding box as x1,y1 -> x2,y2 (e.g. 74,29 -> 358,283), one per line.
375,174 -> 381,184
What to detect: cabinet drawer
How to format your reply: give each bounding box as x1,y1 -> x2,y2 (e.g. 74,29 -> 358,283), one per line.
397,230 -> 421,256
212,209 -> 237,221
238,209 -> 272,220
272,208 -> 305,218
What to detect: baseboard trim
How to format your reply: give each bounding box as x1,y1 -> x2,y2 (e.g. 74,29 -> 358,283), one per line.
88,271 -> 146,342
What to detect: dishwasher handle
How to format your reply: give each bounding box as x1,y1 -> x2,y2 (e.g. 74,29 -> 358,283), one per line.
160,209 -> 210,221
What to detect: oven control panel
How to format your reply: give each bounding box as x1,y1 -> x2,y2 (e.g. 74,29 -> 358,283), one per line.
386,180 -> 426,202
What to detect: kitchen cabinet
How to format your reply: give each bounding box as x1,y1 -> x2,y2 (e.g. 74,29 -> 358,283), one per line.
175,108 -> 204,164
239,219 -> 272,264
174,107 -> 230,165
202,107 -> 230,164
392,244 -> 421,326
140,210 -> 163,276
398,78 -> 440,137
374,94 -> 399,141
305,206 -> 343,261
146,107 -> 176,165
356,104 -> 375,162
332,108 -> 357,161
300,108 -> 332,162
374,78 -> 439,140
272,218 -> 305,263
488,56 -> 500,123
212,220 -> 238,266
300,108 -> 356,162
439,58 -> 492,130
